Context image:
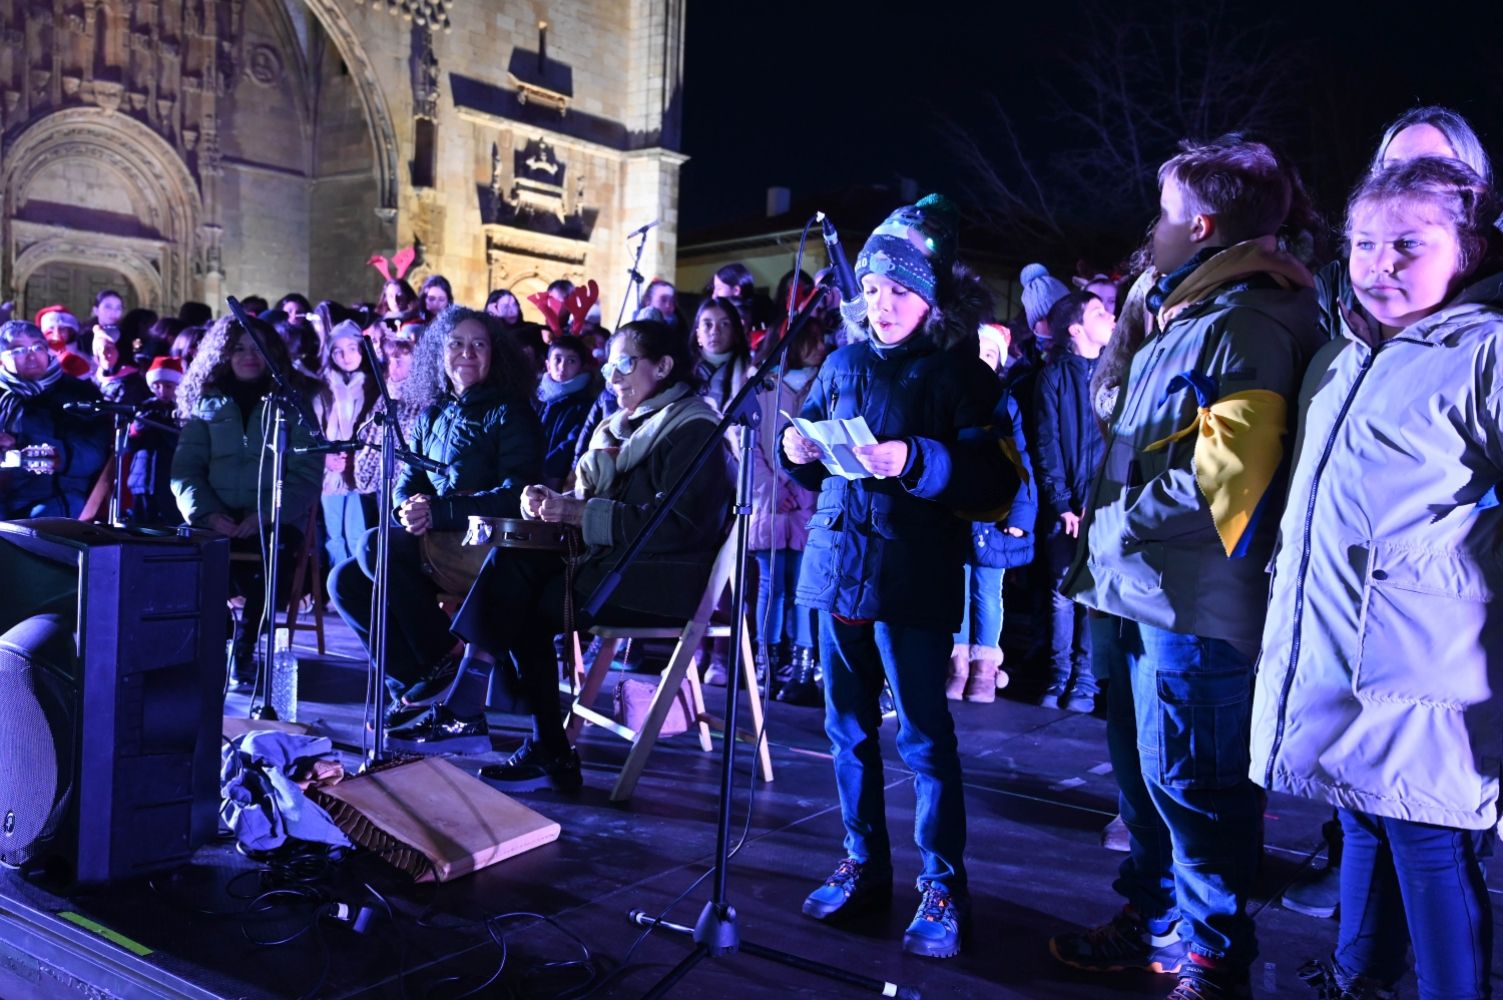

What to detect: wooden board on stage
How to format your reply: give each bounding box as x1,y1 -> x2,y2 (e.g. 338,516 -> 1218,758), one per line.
309,756 -> 560,883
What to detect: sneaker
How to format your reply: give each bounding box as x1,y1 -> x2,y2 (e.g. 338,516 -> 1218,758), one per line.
703,656 -> 729,686
1296,957 -> 1395,1000
1281,864 -> 1339,919
902,880 -> 968,959
1037,681 -> 1068,710
479,738 -> 583,793
1167,961 -> 1251,999
385,705 -> 491,755
1101,814 -> 1131,853
1049,907 -> 1188,974
1064,689 -> 1098,713
398,654 -> 461,707
801,858 -> 892,921
878,684 -> 897,719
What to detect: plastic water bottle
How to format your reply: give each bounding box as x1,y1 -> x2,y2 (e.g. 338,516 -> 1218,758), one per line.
270,628 -> 299,722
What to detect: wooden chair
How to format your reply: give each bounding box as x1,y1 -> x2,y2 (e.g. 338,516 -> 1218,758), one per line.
564,534 -> 775,802
227,504 -> 327,654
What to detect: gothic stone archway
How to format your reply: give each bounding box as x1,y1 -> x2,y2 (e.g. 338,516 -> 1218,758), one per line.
2,107 -> 204,314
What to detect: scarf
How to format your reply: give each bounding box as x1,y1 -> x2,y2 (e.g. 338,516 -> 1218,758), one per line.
699,349 -> 734,367
0,360 -> 65,433
537,370 -> 592,404
573,382 -> 718,502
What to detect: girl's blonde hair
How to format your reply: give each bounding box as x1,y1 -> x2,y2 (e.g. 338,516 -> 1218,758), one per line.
1345,156 -> 1493,277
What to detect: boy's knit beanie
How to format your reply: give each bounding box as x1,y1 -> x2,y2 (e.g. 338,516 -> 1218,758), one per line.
1020,263 -> 1070,329
854,193 -> 959,308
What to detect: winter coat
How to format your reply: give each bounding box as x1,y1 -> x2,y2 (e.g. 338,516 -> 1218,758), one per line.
572,385 -> 619,470
0,375 -> 112,519
969,390 -> 1037,570
572,384 -> 733,620
1032,350 -> 1104,519
351,393 -> 426,496
395,383 -> 543,531
747,366 -> 817,552
695,354 -> 752,415
782,335 -> 1014,632
314,371 -> 374,494
535,373 -> 600,487
171,391 -> 322,527
1249,276 -> 1503,831
125,399 -> 181,525
1063,239 -> 1322,651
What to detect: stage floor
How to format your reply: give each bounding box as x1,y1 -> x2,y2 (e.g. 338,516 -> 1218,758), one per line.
2,621 -> 1499,999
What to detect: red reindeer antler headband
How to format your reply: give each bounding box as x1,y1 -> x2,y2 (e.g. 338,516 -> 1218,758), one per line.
368,245 -> 417,282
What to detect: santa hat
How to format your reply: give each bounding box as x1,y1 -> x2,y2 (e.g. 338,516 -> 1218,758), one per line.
35,305 -> 81,335
93,323 -> 122,344
146,356 -> 184,386
978,322 -> 1011,359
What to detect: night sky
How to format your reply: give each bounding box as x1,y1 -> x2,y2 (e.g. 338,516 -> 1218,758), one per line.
679,0 -> 1503,265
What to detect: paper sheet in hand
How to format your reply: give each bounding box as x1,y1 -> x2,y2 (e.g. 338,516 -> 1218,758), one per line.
783,411 -> 883,479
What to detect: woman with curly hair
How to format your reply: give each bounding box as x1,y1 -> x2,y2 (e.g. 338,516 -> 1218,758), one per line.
328,306 -> 543,727
171,315 -> 323,690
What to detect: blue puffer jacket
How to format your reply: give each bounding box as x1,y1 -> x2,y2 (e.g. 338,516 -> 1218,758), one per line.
395,384 -> 544,530
782,336 -> 1015,631
969,390 -> 1036,570
1032,350 -> 1103,519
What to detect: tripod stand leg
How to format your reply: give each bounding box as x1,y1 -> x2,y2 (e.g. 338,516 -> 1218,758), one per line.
640,943 -> 708,1000
740,938 -> 923,999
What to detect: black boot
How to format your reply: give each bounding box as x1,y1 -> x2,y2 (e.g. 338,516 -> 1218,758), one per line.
777,646 -> 822,706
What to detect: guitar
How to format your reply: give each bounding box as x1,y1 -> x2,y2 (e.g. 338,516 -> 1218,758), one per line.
1,444 -> 60,474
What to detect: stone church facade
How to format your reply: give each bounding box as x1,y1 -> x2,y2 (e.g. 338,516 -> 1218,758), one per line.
0,0 -> 687,322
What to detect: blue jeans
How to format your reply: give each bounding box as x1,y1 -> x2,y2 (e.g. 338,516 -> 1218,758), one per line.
954,564 -> 1004,649
1045,529 -> 1092,691
753,549 -> 812,648
1106,619 -> 1262,968
322,492 -> 370,566
819,612 -> 966,894
1334,808 -> 1493,998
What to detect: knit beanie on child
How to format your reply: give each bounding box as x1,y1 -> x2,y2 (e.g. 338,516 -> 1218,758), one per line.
1020,263 -> 1070,330
853,194 -> 960,308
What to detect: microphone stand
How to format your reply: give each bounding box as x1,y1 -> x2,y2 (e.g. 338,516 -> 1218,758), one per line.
612,227 -> 651,332
586,274 -> 920,1000
350,336 -> 449,768
225,297 -> 330,719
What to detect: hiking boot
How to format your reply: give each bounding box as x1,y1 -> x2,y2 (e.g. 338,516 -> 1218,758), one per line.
398,654 -> 461,707
1297,957 -> 1395,999
385,705 -> 491,755
1049,906 -> 1188,974
1037,681 -> 1068,710
1282,864 -> 1340,919
902,880 -> 969,959
479,738 -> 583,793
801,858 -> 892,921
777,646 -> 822,707
945,645 -> 969,701
1167,960 -> 1252,999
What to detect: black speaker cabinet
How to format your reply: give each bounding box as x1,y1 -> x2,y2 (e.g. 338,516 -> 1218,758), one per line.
0,518 -> 229,885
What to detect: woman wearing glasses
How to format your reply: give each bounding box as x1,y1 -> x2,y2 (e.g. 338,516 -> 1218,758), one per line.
0,320 -> 111,520
400,319 -> 732,789
328,306 -> 542,727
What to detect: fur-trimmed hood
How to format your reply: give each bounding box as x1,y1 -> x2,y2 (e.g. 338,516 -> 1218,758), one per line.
843,261 -> 993,354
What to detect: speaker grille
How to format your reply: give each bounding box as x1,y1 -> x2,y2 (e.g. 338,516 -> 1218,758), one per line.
0,646 -> 61,867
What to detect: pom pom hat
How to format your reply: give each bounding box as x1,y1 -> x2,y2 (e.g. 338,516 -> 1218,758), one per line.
1020,263 -> 1070,329
853,193 -> 960,308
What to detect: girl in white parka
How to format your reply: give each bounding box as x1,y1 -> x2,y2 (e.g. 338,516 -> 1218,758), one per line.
1249,156 -> 1503,1000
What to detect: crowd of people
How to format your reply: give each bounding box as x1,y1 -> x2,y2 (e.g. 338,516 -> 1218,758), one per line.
0,102 -> 1499,998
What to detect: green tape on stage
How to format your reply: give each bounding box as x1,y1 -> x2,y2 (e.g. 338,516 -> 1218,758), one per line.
58,911 -> 154,957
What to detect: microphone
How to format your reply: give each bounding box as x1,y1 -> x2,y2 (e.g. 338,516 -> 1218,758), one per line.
625,219 -> 660,240
817,212 -> 868,326
63,400 -> 141,416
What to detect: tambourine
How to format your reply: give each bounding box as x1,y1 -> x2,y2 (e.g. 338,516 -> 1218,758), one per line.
464,516 -> 577,552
